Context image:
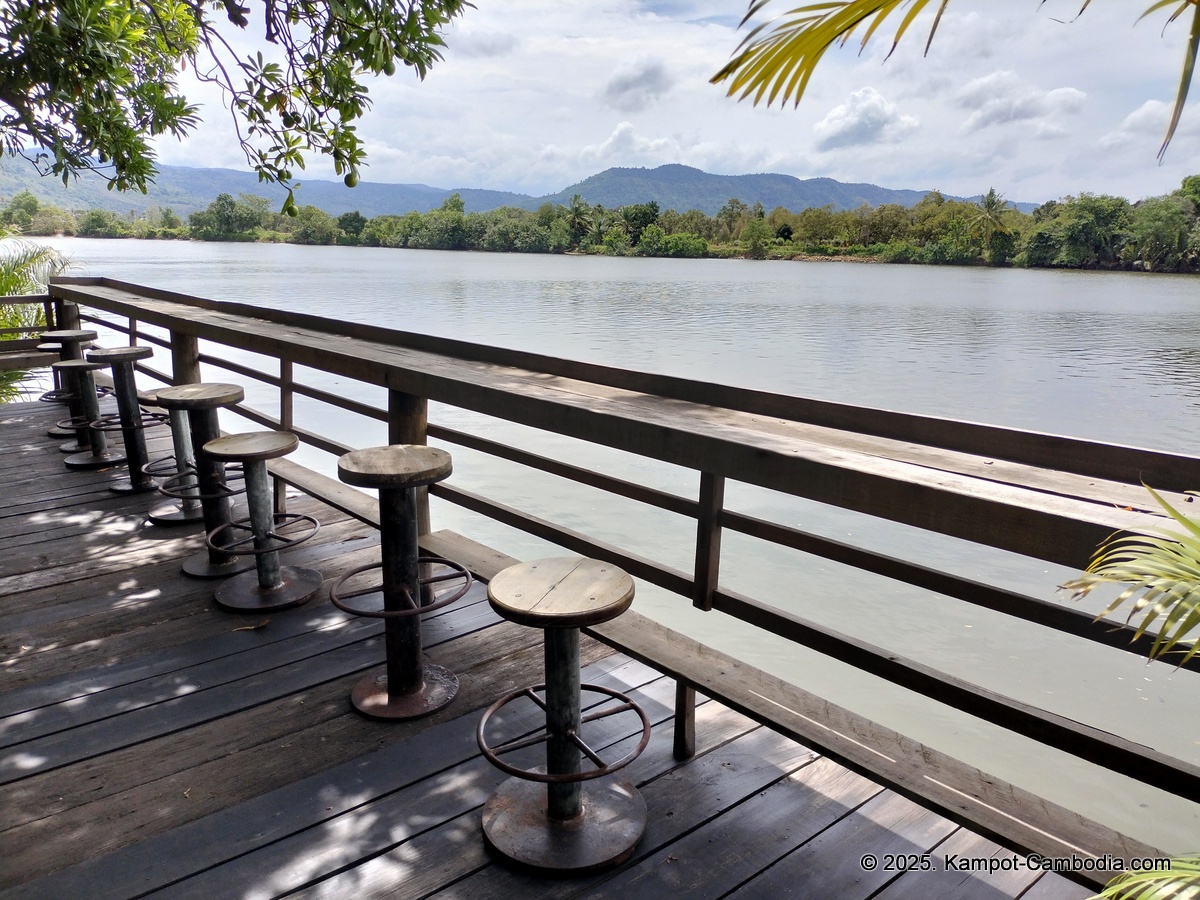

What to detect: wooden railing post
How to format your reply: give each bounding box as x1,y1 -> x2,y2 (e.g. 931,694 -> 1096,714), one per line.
276,359 -> 294,515
171,331 -> 200,385
388,388 -> 430,533
673,681 -> 696,759
59,301 -> 80,330
389,389 -> 433,603
693,472 -> 725,611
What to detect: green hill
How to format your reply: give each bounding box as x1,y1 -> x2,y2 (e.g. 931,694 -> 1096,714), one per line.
0,157 -> 1033,219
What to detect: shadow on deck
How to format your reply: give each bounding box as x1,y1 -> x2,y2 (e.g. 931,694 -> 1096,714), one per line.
0,398 -> 1090,899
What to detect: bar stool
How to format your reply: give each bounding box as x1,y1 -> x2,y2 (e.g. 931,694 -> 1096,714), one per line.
37,342 -> 77,438
202,432 -> 322,612
330,445 -> 473,720
477,557 -> 650,873
86,346 -> 165,493
143,397 -> 205,526
155,383 -> 253,579
54,359 -> 128,471
39,330 -> 98,446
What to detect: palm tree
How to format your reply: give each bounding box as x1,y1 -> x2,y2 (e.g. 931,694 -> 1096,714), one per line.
0,228 -> 68,401
712,1 -> 1200,160
566,194 -> 592,245
970,188 -> 1009,258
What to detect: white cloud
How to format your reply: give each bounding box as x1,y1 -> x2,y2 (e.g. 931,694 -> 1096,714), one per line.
603,57 -> 674,112
813,88 -> 919,151
580,122 -> 681,166
954,71 -> 1085,136
145,2 -> 1200,204
1099,100 -> 1170,148
449,31 -> 520,59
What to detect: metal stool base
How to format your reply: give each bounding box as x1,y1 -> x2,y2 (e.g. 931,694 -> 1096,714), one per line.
182,550 -> 257,580
214,566 -> 322,612
47,424 -> 75,438
148,502 -> 207,526
64,448 -> 127,470
59,440 -> 88,454
482,776 -> 646,873
351,664 -> 458,720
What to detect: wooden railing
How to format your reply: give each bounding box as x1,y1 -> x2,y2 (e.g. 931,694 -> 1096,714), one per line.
47,276 -> 1199,875
0,293 -> 59,374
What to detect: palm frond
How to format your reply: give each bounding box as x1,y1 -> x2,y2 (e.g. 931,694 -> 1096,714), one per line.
713,0 -> 1199,159
1092,852 -> 1200,899
1062,486 -> 1200,665
711,1 -> 948,108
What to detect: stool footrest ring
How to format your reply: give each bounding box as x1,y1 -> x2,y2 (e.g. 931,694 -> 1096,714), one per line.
90,411 -> 170,433
159,466 -> 246,501
204,513 -> 320,555
330,557 -> 472,618
54,413 -> 92,431
476,683 -> 651,783
142,454 -> 181,478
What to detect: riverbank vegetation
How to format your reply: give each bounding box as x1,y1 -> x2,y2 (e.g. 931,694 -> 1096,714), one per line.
5,176 -> 1200,272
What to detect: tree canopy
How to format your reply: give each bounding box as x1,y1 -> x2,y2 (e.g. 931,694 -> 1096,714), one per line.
713,1 -> 1200,159
0,0 -> 468,209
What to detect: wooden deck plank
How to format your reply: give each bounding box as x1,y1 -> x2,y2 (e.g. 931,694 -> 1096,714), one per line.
0,655 -> 657,896
584,755 -> 884,899
873,829 -> 1043,900
137,664 -> 679,900
727,791 -> 959,898
0,584 -> 504,784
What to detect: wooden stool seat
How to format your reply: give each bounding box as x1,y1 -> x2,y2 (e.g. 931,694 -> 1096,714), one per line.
205,431 -> 299,463
41,329 -> 98,343
36,342 -> 64,353
487,557 -> 634,629
52,358 -> 107,373
337,445 -> 452,489
156,382 -> 244,410
86,345 -> 154,364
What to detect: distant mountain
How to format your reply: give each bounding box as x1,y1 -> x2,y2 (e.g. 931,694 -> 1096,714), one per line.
532,165 -> 947,216
0,157 -> 1036,219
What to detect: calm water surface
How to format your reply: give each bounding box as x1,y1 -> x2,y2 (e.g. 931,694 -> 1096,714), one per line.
44,237 -> 1200,850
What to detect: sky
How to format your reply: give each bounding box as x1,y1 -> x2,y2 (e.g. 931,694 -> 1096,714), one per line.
153,1 -> 1200,206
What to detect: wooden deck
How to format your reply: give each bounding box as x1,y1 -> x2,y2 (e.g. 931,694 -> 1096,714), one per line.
0,397 -> 1093,899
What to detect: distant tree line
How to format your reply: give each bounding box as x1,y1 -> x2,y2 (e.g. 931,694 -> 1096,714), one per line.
5,176 -> 1200,272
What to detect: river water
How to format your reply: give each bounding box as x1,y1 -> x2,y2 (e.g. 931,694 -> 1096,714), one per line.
40,237 -> 1200,852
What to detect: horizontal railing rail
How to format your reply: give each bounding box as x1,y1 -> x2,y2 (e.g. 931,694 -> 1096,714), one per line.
55,277 -> 1200,818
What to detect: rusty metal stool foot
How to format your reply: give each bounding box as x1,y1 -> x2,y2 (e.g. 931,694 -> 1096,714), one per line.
204,431 -> 321,612
477,557 -> 649,873
155,383 -> 254,578
332,445 -> 472,720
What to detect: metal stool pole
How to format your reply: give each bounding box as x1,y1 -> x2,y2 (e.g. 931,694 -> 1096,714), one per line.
86,346 -> 160,493
59,360 -> 127,470
40,330 -> 98,447
476,557 -> 649,872
202,432 -> 322,612
330,445 -> 472,720
146,407 -> 205,525
155,383 -> 253,579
